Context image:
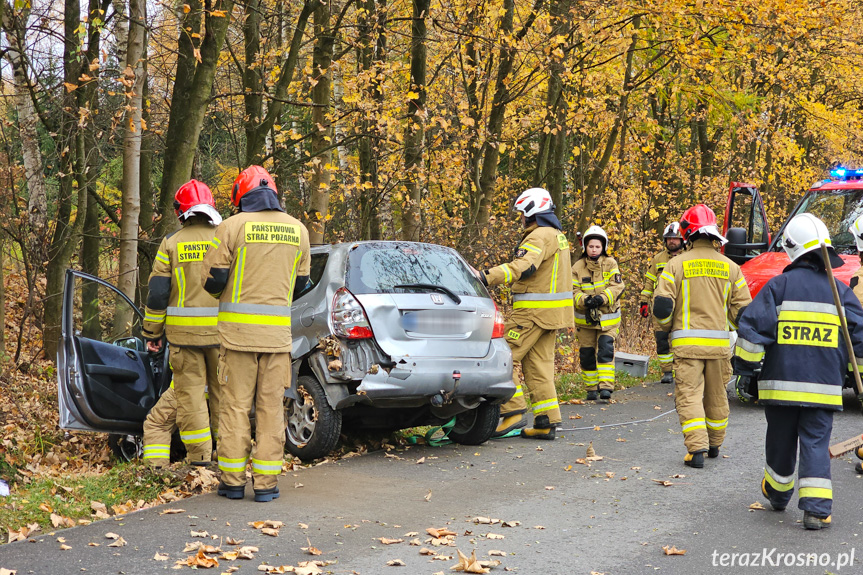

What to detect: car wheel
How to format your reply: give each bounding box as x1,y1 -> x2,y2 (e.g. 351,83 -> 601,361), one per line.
284,375 -> 342,462
108,434 -> 142,462
447,403 -> 500,446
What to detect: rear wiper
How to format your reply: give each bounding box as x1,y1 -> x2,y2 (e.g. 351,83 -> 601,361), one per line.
393,283 -> 462,304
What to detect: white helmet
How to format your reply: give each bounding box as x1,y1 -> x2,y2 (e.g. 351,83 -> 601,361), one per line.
514,187 -> 554,218
663,222 -> 682,239
582,225 -> 608,253
782,213 -> 837,264
850,215 -> 863,251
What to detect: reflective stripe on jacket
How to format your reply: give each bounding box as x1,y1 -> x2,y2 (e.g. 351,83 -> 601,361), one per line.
201,210 -> 311,352
652,238 -> 751,358
641,249 -> 670,299
734,260 -> 863,410
572,255 -> 624,330
143,222 -> 220,347
484,223 -> 574,330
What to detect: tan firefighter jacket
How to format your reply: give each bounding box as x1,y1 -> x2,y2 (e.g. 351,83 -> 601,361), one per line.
572,255 -> 625,330
652,238 -> 752,359
483,223 -> 575,331
851,265 -> 863,305
143,222 -> 220,347
201,210 -> 310,353
640,248 -> 681,301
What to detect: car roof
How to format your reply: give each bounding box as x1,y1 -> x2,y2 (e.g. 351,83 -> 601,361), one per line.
309,240 -> 459,256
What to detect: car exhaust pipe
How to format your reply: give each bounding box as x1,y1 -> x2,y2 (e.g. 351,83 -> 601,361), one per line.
434,370 -> 461,405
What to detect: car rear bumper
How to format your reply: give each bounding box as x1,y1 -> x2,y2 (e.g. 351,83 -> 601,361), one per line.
348,339 -> 515,408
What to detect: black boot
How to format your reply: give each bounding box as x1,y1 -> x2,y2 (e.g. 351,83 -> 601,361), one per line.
660,372 -> 674,385
684,450 -> 706,468
253,486 -> 280,503
803,512 -> 831,530
707,445 -> 720,458
599,389 -> 612,402
585,389 -> 599,401
761,477 -> 786,511
217,482 -> 245,500
520,415 -> 556,440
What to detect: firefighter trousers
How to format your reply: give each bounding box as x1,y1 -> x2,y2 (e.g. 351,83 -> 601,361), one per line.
142,386 -> 177,467
762,405 -> 834,518
655,331 -> 672,374
673,356 -> 730,452
217,348 -> 290,491
577,327 -> 617,391
499,320 -> 561,425
170,346 -> 220,462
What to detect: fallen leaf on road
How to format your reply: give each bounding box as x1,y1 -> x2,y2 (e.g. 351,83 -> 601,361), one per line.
298,523 -> 309,529
501,521 -> 520,528
535,447 -> 543,451
662,545 -> 686,555
88,542 -> 99,547
654,405 -> 662,410
485,533 -> 504,540
385,452 -> 405,461
489,550 -> 506,556
586,442 -> 596,457
262,528 -> 280,537
236,546 -> 258,559
91,501 -> 110,519
426,527 -> 456,538
191,530 -> 209,538
593,426 -> 601,431
409,538 -> 422,546
295,483 -> 304,489
104,532 -> 120,540
471,517 -> 499,525
386,559 -> 405,566
749,502 -> 765,511
420,547 -> 437,555
616,437 -> 626,442
59,544 -> 72,550
404,531 -> 418,537
222,551 -> 239,560
671,474 -> 685,479
565,465 -> 573,471
379,537 -> 404,545
303,537 -> 323,555
417,457 -> 426,464
533,525 -> 545,530
249,520 -> 284,530
722,455 -> 730,459
108,537 -> 127,547
545,486 -> 555,490
225,537 -> 244,545
159,508 -> 185,515
652,479 -> 673,487
568,399 -> 585,405
451,549 -> 489,573
154,552 -> 169,561
605,472 -> 615,478
183,549 -> 219,568
631,466 -> 641,470
425,490 -> 433,502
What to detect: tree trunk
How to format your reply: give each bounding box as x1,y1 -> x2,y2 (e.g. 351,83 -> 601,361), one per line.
400,0 -> 429,241
111,0 -> 128,69
138,55 -> 154,305
156,0 -> 233,240
115,0 -> 146,336
307,1 -> 336,244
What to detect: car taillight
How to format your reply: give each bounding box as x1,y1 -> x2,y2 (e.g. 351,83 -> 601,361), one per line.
492,301 -> 505,339
332,287 -> 374,339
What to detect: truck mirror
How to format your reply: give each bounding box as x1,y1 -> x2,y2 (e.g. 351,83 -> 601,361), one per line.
725,227 -> 748,262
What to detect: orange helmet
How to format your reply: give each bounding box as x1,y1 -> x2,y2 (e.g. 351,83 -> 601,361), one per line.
174,180 -> 221,225
232,165 -> 277,207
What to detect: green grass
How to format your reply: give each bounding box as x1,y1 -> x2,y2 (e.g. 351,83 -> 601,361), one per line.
0,463 -> 185,535
555,358 -> 664,401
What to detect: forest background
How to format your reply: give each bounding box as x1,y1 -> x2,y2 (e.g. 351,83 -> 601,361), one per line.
0,0 -> 860,442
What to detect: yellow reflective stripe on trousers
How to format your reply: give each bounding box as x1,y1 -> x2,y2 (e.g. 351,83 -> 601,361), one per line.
143,444 -> 170,459
512,385 -> 523,399
764,465 -> 794,491
218,456 -> 248,472
799,477 -> 832,500
681,418 -> 706,433
582,370 -> 598,387
705,417 -> 727,429
232,246 -> 247,303
531,398 -> 558,414
252,458 -> 283,475
180,427 -> 211,445
658,353 -> 673,364
175,267 -> 186,307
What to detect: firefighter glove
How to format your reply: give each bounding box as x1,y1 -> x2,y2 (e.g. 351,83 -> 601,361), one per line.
585,295 -> 603,309
587,307 -> 602,325
639,302 -> 649,317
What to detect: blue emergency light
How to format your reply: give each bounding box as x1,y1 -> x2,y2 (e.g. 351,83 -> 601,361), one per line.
829,166 -> 863,180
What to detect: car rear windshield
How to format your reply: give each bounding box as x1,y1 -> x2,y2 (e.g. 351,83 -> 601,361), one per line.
782,188 -> 863,253
346,242 -> 487,297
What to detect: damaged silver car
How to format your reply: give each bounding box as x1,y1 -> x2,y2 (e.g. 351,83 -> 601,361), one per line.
57,241 -> 515,462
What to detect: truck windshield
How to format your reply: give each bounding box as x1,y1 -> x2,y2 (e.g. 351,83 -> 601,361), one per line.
782,188 -> 863,253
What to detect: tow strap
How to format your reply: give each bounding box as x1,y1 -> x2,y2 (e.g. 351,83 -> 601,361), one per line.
407,417 -> 456,447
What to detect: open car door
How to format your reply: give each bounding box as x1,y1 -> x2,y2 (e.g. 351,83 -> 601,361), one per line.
57,269 -> 170,435
722,182 -> 771,265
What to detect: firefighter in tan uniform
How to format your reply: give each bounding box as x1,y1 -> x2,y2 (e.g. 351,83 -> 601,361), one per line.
639,222 -> 684,384
572,226 -> 625,402
202,165 -> 310,502
142,180 -> 222,466
653,204 -> 751,468
142,383 -> 177,467
848,214 -> 863,475
481,188 -> 574,440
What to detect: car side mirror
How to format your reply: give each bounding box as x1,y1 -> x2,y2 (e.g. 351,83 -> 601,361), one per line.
113,337 -> 145,352
725,227 -> 748,262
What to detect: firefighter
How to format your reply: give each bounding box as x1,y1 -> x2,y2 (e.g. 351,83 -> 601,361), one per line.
639,222 -> 685,384
143,180 -> 222,466
572,225 -> 625,402
734,213 -> 863,530
848,215 -> 863,475
202,165 -> 310,502
482,187 -> 574,440
653,204 -> 751,468
142,382 -> 220,468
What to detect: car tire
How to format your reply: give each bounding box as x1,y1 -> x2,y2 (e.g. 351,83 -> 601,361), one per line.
447,403 -> 500,446
284,375 -> 342,462
108,434 -> 142,462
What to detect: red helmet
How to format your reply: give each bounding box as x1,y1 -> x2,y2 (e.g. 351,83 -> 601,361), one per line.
679,204 -> 718,241
174,180 -> 220,225
232,165 -> 277,207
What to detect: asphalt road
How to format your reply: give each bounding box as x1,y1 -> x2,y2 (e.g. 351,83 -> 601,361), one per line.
2,382 -> 863,575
